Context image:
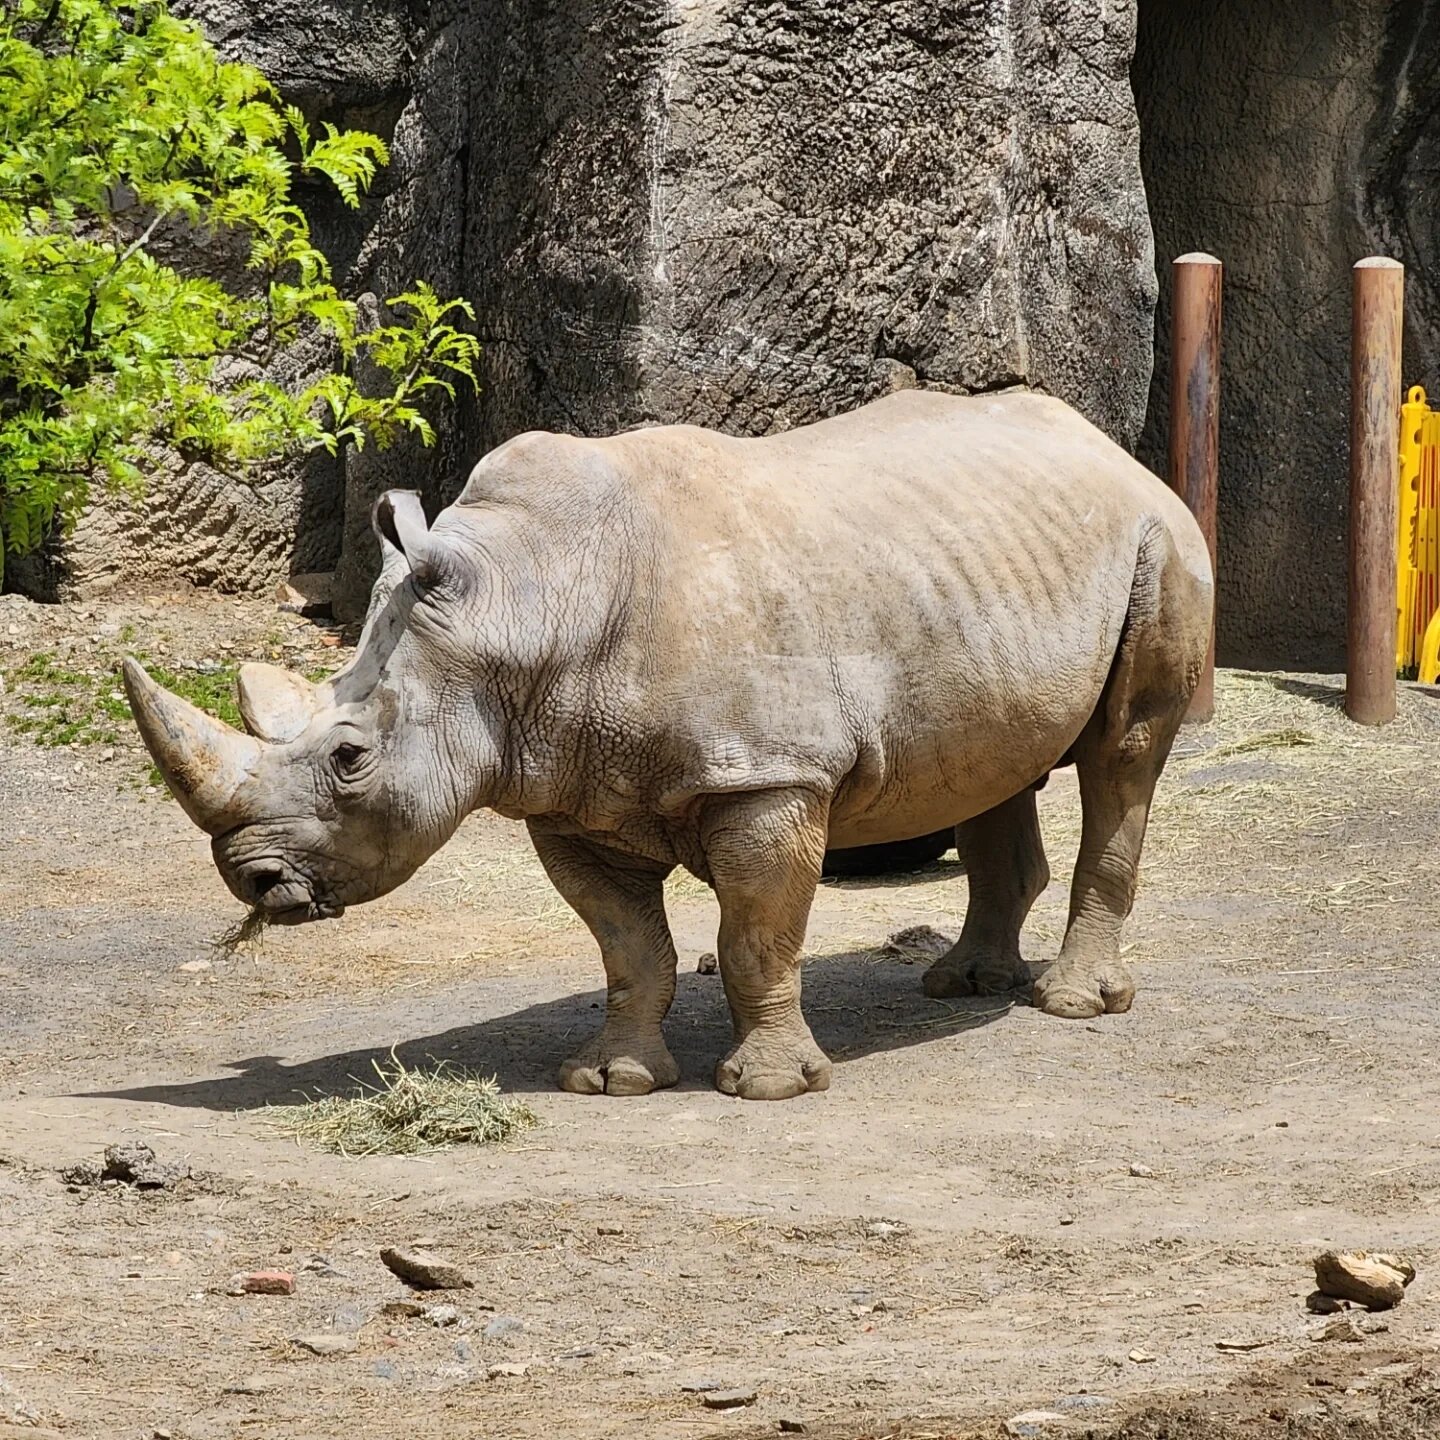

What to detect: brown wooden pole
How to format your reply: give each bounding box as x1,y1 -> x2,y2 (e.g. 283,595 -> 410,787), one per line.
1168,253 -> 1223,723
1345,257 -> 1404,726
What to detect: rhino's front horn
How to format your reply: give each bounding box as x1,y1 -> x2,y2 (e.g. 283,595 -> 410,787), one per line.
122,657 -> 263,835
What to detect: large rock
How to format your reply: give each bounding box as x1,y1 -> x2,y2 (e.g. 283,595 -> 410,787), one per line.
25,0 -> 1158,611
459,0 -> 1156,467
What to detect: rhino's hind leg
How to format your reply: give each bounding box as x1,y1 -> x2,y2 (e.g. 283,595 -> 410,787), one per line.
923,787 -> 1049,999
1033,526 -> 1204,1020
703,788 -> 832,1101
529,829 -> 681,1096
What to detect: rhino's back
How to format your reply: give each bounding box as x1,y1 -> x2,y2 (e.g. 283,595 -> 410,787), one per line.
587,387 -> 1202,648
460,388 -> 1199,563
487,388 -> 1199,576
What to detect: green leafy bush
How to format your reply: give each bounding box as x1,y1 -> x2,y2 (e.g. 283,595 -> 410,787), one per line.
0,0 -> 479,582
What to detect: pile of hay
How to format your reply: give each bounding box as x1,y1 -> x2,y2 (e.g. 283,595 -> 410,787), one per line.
266,1053 -> 537,1156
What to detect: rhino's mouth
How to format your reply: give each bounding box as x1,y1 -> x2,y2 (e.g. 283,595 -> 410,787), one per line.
251,876 -> 346,924
218,893 -> 345,955
264,898 -> 347,926
223,854 -> 347,925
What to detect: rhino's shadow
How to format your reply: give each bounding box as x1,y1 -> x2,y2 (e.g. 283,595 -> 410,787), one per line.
83,947 -> 1019,1111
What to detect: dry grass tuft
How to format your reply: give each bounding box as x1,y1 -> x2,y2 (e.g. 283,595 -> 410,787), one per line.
1153,671 -> 1440,849
1044,669 -> 1440,933
1212,727 -> 1316,757
265,1052 -> 538,1156
213,906 -> 270,955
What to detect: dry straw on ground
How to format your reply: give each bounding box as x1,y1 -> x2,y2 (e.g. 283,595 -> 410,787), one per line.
265,1053 -> 537,1156
1139,671 -> 1440,907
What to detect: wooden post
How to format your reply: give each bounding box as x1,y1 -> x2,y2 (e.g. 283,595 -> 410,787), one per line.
1345,257 -> 1404,726
1168,253 -> 1223,722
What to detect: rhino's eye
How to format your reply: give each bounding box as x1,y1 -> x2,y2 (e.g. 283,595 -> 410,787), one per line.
331,742 -> 367,778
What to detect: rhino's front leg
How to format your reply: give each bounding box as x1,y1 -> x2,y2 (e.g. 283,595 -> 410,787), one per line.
529,828 -> 680,1096
702,788 -> 832,1101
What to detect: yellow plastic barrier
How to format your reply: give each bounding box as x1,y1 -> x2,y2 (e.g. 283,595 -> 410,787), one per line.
1397,386 -> 1440,681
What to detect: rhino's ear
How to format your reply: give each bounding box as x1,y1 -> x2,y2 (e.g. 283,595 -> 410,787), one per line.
238,663 -> 320,743
373,490 -> 444,589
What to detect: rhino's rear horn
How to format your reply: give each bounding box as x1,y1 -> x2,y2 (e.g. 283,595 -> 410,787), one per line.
238,663 -> 320,743
122,657 -> 263,835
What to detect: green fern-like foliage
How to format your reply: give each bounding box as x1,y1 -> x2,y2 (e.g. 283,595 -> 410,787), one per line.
0,0 -> 479,580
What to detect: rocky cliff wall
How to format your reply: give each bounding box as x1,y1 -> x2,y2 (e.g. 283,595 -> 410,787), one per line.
27,0 -> 1159,616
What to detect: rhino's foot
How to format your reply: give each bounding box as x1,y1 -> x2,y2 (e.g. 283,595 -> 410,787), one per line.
715,1026 -> 832,1101
1032,958 -> 1136,1019
559,1030 -> 680,1096
922,946 -> 1031,999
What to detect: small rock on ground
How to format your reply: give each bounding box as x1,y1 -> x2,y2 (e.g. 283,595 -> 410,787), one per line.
862,1219 -> 907,1240
380,1247 -> 472,1291
779,1421 -> 808,1434
227,1270 -> 295,1296
1006,1413 -> 1070,1438
1313,1250 -> 1411,1310
1310,1313 -> 1390,1344
60,1142 -> 190,1190
876,925 -> 952,963
102,1141 -> 189,1188
487,1363 -> 529,1380
484,1316 -> 524,1341
291,1334 -> 358,1357
702,1389 -> 758,1410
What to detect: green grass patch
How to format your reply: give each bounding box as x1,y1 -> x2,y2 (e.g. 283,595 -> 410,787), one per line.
3,649 -> 240,752
143,663 -> 243,729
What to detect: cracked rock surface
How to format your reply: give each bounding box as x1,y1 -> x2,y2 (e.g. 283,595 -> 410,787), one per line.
32,0 -> 1156,614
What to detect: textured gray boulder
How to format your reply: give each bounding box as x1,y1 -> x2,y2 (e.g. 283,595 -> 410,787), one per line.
463,0 -> 1156,451
25,0 -> 1440,674
26,0 -> 1158,617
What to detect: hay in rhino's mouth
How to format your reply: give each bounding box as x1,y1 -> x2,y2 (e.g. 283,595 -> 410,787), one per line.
214,898 -> 345,954
215,906 -> 272,955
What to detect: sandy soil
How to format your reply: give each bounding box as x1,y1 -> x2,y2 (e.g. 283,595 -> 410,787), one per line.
2,589 -> 1439,1439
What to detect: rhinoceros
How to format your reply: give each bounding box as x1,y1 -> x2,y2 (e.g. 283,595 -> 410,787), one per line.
124,388 -> 1212,1100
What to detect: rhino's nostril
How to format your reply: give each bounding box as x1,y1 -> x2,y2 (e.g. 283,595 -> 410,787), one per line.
247,867 -> 284,902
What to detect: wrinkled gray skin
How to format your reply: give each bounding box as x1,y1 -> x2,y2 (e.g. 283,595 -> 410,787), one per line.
126,390 -> 1212,1101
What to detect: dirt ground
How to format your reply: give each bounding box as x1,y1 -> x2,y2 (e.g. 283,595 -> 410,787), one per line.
2,588 -> 1440,1440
